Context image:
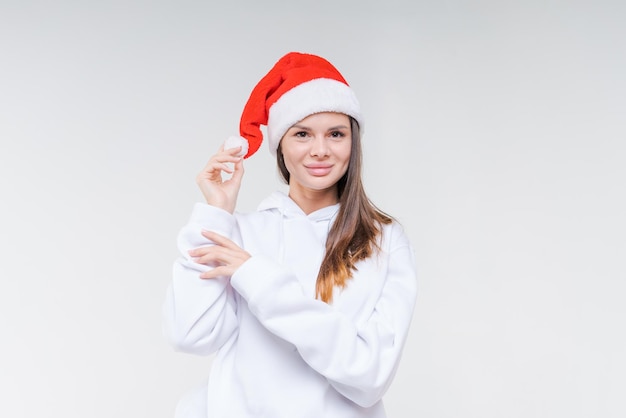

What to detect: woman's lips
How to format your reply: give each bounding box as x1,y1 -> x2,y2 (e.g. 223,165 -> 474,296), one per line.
305,164 -> 333,176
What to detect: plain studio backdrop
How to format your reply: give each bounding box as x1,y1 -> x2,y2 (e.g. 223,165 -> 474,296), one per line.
1,0 -> 624,417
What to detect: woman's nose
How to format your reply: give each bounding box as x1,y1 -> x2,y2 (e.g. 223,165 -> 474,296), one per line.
310,137 -> 329,157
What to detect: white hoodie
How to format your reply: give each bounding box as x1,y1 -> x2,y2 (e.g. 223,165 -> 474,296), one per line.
163,191 -> 418,418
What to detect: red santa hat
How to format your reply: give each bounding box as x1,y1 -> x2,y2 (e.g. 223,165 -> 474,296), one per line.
237,52 -> 363,158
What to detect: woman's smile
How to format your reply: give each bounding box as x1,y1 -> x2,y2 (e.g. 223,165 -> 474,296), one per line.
305,163 -> 334,176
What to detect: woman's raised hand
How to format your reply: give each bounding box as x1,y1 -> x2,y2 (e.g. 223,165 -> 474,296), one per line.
196,144 -> 244,213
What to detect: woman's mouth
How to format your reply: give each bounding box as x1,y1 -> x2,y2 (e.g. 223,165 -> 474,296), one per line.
305,164 -> 333,176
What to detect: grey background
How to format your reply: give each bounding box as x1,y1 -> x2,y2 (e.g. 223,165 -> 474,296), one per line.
1,0 -> 624,417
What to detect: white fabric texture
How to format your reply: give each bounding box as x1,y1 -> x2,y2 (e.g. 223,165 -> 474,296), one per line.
163,191 -> 417,418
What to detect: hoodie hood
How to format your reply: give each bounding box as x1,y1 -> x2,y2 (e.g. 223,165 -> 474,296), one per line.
257,191 -> 339,223
256,191 -> 339,280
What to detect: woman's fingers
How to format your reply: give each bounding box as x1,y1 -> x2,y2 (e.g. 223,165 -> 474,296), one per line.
230,157 -> 245,182
190,246 -> 235,266
200,230 -> 238,249
199,265 -> 233,280
189,230 -> 251,279
194,247 -> 250,279
190,244 -> 250,266
198,153 -> 242,182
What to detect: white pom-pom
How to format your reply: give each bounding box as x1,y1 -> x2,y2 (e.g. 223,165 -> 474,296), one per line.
223,135 -> 249,157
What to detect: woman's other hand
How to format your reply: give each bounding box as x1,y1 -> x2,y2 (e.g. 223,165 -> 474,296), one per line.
188,230 -> 251,279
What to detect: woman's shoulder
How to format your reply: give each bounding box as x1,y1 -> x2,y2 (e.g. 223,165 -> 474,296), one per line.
380,218 -> 412,250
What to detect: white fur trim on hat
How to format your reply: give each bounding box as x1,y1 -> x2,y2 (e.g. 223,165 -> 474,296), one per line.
266,78 -> 363,156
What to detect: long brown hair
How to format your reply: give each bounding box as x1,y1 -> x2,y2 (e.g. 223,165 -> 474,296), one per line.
277,117 -> 393,303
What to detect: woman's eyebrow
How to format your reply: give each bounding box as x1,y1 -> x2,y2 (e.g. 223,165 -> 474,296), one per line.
290,124 -> 311,131
291,124 -> 348,131
289,124 -> 349,131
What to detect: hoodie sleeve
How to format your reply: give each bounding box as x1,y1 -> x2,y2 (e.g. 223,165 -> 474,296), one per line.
229,223 -> 418,407
162,203 -> 240,356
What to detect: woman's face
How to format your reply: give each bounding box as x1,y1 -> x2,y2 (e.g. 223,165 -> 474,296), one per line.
280,112 -> 352,199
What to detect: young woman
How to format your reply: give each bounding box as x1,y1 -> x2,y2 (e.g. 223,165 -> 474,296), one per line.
163,52 -> 418,418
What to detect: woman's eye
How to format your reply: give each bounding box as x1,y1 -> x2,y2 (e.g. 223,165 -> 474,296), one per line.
295,131 -> 308,138
329,131 -> 345,139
